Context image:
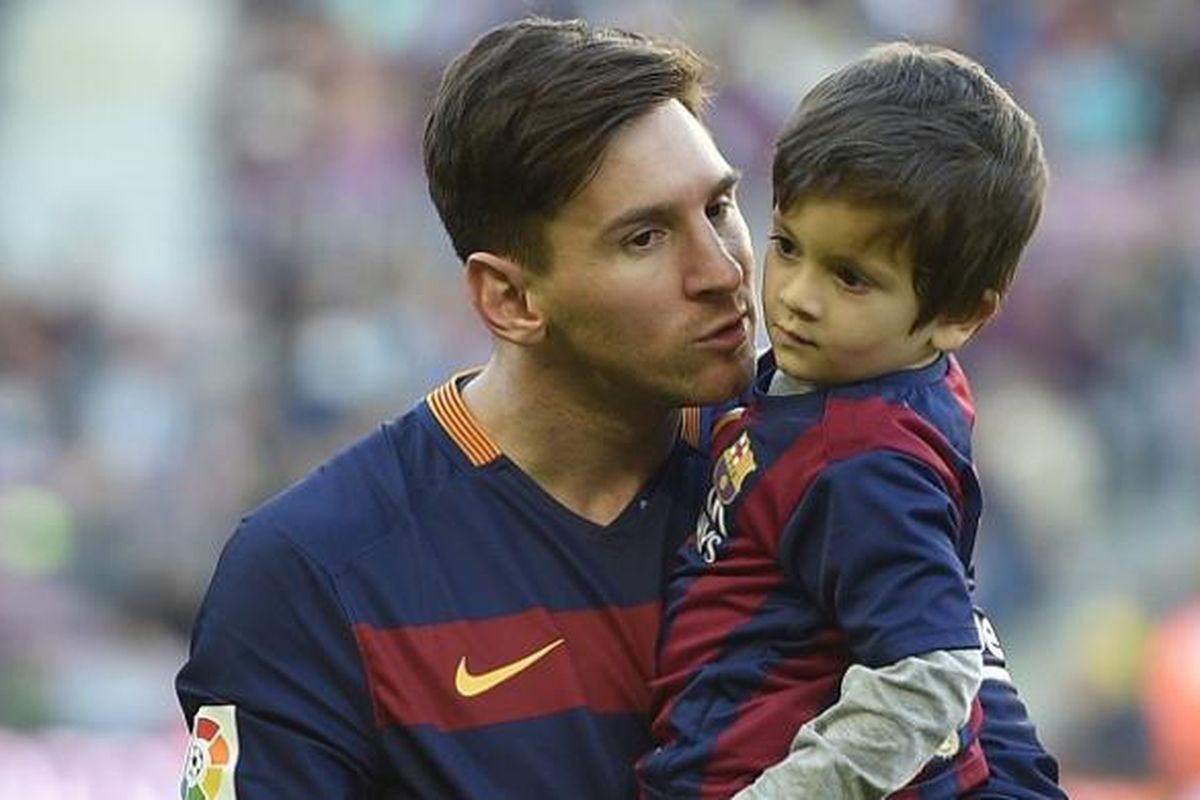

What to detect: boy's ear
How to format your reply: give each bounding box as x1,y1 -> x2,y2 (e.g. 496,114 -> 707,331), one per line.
930,289 -> 1001,352
465,252 -> 547,345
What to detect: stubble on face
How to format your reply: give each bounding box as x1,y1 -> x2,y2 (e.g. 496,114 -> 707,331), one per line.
532,100 -> 757,410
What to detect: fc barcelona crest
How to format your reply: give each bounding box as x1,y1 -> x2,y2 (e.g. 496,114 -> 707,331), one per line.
713,432 -> 757,505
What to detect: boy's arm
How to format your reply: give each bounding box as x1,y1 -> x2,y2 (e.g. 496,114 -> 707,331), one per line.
733,647 -> 982,800
748,450 -> 983,798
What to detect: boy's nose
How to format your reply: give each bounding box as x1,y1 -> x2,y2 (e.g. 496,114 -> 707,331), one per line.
782,268 -> 822,320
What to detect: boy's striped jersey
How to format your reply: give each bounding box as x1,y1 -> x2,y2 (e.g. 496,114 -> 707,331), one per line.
642,354 -> 1063,799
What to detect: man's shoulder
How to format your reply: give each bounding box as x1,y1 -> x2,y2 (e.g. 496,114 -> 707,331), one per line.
240,406 -> 462,573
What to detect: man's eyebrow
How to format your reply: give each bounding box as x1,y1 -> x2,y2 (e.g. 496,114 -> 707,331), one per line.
600,168 -> 743,238
712,169 -> 742,200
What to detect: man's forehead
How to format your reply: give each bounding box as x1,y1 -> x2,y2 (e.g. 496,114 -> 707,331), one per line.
602,102 -> 728,178
567,101 -> 736,220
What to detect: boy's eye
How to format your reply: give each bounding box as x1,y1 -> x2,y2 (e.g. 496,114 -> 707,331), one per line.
768,233 -> 798,258
834,266 -> 871,290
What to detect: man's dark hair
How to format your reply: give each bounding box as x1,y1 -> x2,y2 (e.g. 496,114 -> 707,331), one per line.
772,41 -> 1048,328
424,17 -> 711,270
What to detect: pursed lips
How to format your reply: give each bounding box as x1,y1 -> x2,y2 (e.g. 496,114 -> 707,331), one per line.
698,311 -> 751,344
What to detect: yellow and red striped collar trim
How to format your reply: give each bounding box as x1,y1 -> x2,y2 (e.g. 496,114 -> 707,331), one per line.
426,370 -> 503,467
680,406 -> 702,449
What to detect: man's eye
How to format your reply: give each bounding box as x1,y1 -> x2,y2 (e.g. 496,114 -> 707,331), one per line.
627,230 -> 664,250
706,200 -> 732,220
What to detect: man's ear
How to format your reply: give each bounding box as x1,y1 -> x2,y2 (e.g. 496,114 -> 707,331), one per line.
465,252 -> 546,345
930,289 -> 1001,352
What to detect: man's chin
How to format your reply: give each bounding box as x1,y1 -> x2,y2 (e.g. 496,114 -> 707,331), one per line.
686,361 -> 754,406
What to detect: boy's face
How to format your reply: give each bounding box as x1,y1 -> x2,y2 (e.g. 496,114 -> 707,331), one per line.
529,99 -> 757,407
764,196 -> 950,386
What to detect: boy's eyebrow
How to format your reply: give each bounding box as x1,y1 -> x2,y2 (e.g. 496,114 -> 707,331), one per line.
600,169 -> 742,238
769,208 -> 889,271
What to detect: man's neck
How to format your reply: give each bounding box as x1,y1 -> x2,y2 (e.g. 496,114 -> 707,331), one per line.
461,358 -> 680,526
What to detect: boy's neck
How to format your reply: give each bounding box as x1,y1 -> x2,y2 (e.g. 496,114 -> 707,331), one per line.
768,369 -> 817,396
768,350 -> 945,395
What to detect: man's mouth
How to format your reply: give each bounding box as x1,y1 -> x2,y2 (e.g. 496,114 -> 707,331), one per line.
698,312 -> 751,351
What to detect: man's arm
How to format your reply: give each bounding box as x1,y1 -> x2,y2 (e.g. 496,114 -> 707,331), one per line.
177,519 -> 382,798
734,648 -> 982,799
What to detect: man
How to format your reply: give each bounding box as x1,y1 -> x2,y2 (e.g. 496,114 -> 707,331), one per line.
177,16 -> 755,798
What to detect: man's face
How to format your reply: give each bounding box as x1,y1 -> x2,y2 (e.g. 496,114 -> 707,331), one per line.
529,100 -> 756,409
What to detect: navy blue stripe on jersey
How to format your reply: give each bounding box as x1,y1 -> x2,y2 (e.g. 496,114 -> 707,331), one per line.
969,681 -> 1066,798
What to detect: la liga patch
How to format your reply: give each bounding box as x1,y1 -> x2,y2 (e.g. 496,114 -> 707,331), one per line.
181,705 -> 239,799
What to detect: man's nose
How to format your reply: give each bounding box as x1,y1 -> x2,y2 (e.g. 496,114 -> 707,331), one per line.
683,224 -> 747,297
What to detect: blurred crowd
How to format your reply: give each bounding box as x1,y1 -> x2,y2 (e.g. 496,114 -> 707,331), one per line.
1,0 -> 1198,797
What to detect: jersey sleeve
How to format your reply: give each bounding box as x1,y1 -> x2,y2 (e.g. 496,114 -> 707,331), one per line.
779,451 -> 980,667
732,649 -> 983,799
176,518 -> 382,797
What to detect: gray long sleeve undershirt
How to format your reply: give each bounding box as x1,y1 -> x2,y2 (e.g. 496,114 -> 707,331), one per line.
732,648 -> 983,800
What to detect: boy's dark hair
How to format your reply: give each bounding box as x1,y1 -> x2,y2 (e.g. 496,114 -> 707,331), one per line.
424,17 -> 711,270
772,42 -> 1048,328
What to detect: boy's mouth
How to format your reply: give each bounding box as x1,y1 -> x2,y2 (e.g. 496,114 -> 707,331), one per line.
773,324 -> 817,348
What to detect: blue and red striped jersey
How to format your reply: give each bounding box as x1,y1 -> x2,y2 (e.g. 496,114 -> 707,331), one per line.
176,372 -> 707,798
642,354 -> 993,799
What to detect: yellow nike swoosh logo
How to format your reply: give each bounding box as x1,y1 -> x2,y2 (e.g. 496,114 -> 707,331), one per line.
454,638 -> 565,698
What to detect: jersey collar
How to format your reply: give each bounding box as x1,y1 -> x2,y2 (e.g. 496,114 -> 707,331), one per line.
425,369 -> 503,467
426,370 -> 704,465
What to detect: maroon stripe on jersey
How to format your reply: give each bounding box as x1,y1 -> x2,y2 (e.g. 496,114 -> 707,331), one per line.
699,633 -> 850,799
355,603 -> 660,732
711,406 -> 751,453
944,356 -> 976,427
651,421 -> 828,738
955,696 -> 989,793
822,395 -> 966,511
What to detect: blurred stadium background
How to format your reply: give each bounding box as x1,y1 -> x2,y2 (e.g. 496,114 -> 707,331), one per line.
1,0 -> 1198,797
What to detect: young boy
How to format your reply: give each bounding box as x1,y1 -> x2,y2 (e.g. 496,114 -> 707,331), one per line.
639,43 -> 1061,798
